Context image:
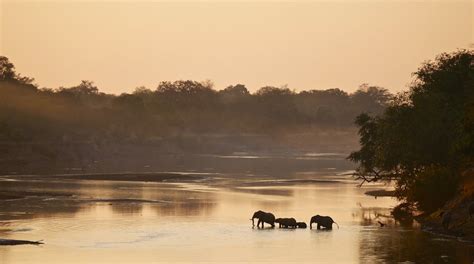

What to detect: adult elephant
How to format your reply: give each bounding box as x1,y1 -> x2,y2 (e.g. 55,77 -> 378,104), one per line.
251,210 -> 275,228
310,215 -> 339,230
275,218 -> 297,228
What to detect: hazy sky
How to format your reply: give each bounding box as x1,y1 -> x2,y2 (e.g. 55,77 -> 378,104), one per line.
1,0 -> 472,94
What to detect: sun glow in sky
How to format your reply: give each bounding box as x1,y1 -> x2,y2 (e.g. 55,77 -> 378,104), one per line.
1,0 -> 472,94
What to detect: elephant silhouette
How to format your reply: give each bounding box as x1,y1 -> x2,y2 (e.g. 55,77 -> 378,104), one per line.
296,222 -> 307,228
275,218 -> 297,228
251,210 -> 275,228
310,215 -> 339,230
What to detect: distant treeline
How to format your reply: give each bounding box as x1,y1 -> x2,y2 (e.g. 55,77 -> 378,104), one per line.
0,56 -> 391,144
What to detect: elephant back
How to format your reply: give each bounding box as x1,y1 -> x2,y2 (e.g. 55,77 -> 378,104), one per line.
267,213 -> 276,222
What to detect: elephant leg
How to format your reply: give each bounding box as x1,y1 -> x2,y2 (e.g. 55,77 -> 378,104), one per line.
317,224 -> 321,230
258,219 -> 262,228
310,222 -> 313,229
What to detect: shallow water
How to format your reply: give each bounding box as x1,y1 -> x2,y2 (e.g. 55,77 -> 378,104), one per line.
0,155 -> 473,263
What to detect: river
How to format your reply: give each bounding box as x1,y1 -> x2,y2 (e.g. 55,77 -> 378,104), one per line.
0,153 -> 472,263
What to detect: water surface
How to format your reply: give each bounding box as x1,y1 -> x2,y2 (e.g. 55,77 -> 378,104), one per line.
0,154 -> 473,263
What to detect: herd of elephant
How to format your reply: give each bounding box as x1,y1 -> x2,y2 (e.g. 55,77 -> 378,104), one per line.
252,202 -> 474,231
251,210 -> 339,230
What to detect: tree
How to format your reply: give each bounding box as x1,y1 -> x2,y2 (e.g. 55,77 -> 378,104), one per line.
254,86 -> 300,127
58,80 -> 99,96
296,88 -> 351,126
0,56 -> 34,84
219,84 -> 250,105
133,86 -> 153,96
0,56 -> 15,81
351,84 -> 392,115
349,50 -> 474,212
220,84 -> 249,96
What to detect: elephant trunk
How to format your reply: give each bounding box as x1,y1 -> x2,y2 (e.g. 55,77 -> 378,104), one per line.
251,217 -> 255,227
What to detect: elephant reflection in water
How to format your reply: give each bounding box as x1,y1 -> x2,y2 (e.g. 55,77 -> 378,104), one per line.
310,215 -> 339,230
251,210 -> 275,228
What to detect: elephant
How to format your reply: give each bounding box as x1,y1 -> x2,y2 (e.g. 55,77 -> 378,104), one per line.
310,215 -> 339,230
441,211 -> 452,230
274,218 -> 297,228
297,222 -> 307,228
469,202 -> 474,220
251,210 -> 275,228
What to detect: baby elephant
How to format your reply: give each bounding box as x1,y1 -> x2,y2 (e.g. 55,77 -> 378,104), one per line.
275,218 -> 297,228
310,215 -> 339,230
296,222 -> 307,228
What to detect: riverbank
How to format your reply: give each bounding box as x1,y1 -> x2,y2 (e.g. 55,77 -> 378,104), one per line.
361,178 -> 474,243
419,171 -> 474,242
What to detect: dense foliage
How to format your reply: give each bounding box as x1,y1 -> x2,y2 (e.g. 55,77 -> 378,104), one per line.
349,50 -> 474,212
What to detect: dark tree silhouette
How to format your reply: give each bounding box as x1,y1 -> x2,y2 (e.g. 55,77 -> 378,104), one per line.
0,56 -> 34,84
349,50 -> 474,212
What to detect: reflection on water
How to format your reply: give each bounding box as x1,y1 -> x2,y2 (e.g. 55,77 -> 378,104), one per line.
0,156 -> 473,263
